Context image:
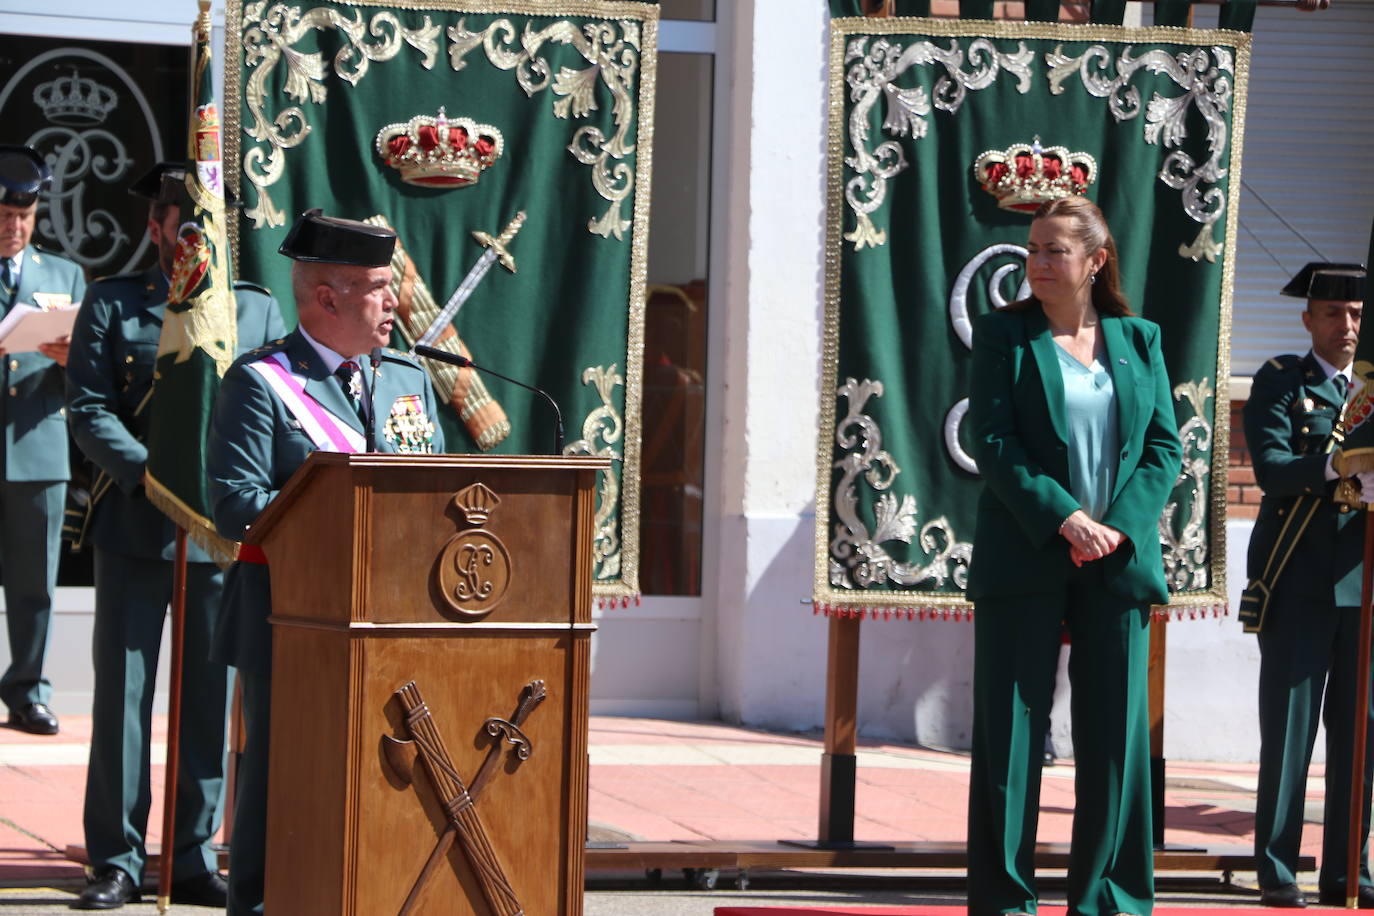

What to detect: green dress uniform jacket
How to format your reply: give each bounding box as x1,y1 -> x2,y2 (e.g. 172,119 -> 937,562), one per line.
207,328 -> 444,915
965,306 -> 1182,916
65,265 -> 286,885
0,243 -> 85,714
1245,351 -> 1372,896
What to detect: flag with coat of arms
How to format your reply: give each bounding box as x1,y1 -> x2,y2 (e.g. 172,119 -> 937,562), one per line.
144,0 -> 239,563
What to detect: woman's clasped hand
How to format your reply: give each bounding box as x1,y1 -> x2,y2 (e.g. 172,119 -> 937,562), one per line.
1058,508 -> 1125,566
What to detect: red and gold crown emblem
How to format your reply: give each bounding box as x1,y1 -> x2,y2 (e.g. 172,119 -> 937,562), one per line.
973,137 -> 1097,212
375,107 -> 504,188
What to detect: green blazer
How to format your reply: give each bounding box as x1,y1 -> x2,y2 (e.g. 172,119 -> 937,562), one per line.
1243,351 -> 1362,606
207,328 -> 445,671
67,266 -> 286,561
3,244 -> 85,482
966,306 -> 1183,604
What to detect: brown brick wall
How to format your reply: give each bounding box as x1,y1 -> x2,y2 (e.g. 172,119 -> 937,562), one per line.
923,0 -> 1091,19
1228,398 -> 1260,519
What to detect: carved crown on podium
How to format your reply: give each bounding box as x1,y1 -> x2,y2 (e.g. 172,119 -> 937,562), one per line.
375,107 -> 504,188
454,482 -> 501,526
34,71 -> 118,126
973,137 -> 1097,212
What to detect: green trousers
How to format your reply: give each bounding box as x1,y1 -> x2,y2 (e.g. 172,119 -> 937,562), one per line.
82,550 -> 229,883
1255,599 -> 1374,893
227,667 -> 270,916
968,567 -> 1154,916
0,481 -> 63,711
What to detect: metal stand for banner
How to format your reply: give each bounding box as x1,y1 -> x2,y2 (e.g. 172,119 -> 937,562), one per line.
585,614 -> 1305,887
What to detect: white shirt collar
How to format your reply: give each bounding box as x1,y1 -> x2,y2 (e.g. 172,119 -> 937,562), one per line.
1311,350 -> 1352,387
297,324 -> 361,375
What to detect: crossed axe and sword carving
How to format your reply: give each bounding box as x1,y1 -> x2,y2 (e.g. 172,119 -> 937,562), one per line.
383,678 -> 547,916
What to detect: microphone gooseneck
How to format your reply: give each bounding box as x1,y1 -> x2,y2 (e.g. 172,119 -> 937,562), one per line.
414,344 -> 564,455
366,346 -> 382,453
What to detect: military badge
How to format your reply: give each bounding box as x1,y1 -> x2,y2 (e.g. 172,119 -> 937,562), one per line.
30,292 -> 72,311
384,394 -> 436,453
168,224 -> 210,305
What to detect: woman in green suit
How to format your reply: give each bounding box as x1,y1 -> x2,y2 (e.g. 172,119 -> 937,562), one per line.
965,197 -> 1182,916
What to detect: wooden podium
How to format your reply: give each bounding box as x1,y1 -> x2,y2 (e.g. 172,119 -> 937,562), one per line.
248,452 -> 608,915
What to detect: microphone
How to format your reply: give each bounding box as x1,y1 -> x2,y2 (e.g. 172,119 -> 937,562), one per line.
365,347 -> 382,453
414,344 -> 564,455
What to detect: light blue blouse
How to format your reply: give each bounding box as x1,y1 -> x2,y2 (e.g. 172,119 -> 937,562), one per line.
1055,341 -> 1119,521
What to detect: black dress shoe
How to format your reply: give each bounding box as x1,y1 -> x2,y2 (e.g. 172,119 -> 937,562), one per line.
1259,883 -> 1307,908
72,867 -> 140,910
8,702 -> 58,735
1318,885 -> 1374,908
171,870 -> 228,907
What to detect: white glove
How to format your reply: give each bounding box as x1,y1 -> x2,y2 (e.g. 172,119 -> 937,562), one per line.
1326,451 -> 1341,481
1358,470 -> 1374,493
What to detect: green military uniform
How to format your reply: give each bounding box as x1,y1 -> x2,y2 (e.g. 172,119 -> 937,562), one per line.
0,243 -> 85,716
966,307 -> 1183,916
209,328 -> 443,914
66,265 -> 285,887
1247,351 -> 1371,897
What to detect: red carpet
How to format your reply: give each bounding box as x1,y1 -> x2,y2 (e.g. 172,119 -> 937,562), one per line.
714,909 -> 1335,915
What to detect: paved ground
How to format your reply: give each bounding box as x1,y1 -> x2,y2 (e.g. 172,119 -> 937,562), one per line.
0,715 -> 1331,913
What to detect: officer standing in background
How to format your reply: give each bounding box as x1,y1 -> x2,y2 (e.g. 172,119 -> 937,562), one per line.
65,162 -> 286,909
1245,262 -> 1374,908
208,209 -> 442,914
0,145 -> 86,737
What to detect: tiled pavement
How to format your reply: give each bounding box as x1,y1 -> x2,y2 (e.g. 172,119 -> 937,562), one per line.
0,715 -> 1325,908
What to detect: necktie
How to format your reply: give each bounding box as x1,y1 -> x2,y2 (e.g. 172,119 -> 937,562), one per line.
0,259 -> 14,304
335,360 -> 366,422
1336,373 -> 1350,401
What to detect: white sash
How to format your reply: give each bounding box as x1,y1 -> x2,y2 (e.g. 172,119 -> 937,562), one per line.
245,352 -> 365,453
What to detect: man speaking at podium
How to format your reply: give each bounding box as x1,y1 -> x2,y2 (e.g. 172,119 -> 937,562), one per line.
207,209 -> 444,915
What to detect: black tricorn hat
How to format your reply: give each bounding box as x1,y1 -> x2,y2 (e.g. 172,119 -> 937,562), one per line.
1281,261 -> 1367,301
129,161 -> 187,204
278,209 -> 395,267
0,146 -> 52,208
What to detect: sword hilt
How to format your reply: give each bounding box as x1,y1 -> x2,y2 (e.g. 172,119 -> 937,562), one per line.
472,211 -> 526,274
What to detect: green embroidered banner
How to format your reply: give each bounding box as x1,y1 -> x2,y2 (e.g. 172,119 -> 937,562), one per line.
146,2 -> 239,563
1342,221 -> 1374,476
225,0 -> 657,596
814,18 -> 1250,617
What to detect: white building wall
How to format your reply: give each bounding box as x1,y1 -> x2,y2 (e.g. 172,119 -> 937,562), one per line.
0,0 -> 1339,763
705,0 -> 1275,763
711,0 -> 831,732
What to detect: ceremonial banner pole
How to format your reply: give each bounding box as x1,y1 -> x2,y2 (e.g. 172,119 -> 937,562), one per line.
156,529 -> 190,913
1339,221 -> 1374,907
1348,512 -> 1374,907
143,4 -> 242,904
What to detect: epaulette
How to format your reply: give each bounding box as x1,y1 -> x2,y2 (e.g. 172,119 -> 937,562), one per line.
30,243 -> 71,259
379,347 -> 425,368
233,280 -> 272,297
1263,354 -> 1302,372
88,271 -> 145,286
244,337 -> 289,359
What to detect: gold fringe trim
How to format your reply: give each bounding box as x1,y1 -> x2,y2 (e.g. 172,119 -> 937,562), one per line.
811,601 -> 1228,623
144,470 -> 241,568
814,18 -> 1249,614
